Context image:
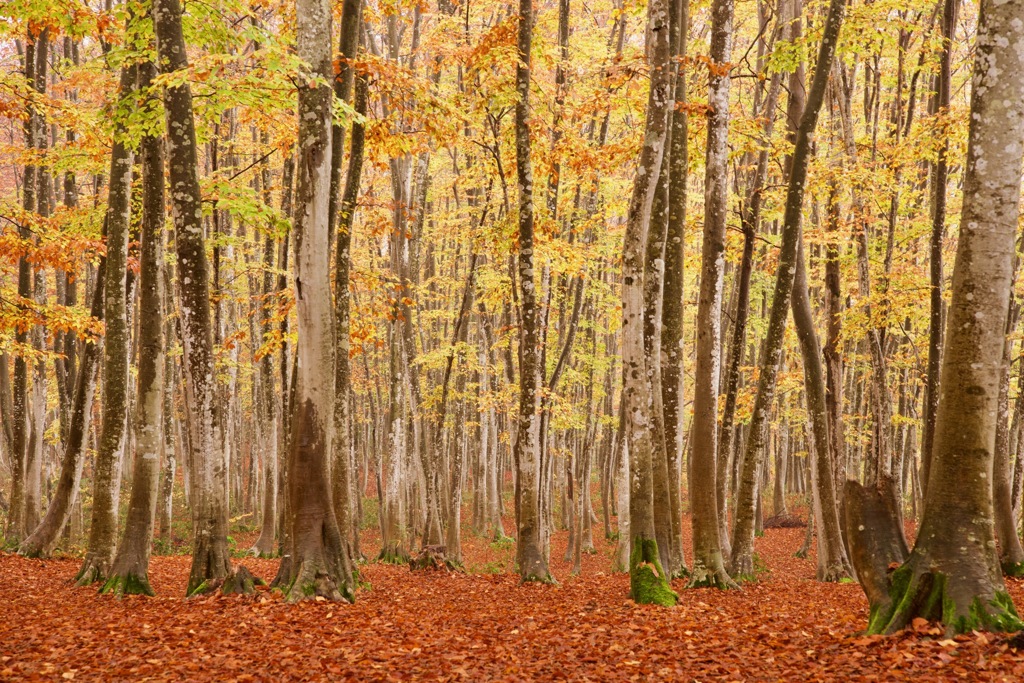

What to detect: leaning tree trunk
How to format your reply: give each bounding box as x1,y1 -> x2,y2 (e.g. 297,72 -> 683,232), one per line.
75,63 -> 136,587
154,0 -> 234,595
849,0 -> 1024,634
730,0 -> 845,578
18,246 -> 105,558
513,0 -> 553,584
791,236 -> 851,581
280,0 -> 356,603
689,0 -> 737,589
102,61 -> 165,595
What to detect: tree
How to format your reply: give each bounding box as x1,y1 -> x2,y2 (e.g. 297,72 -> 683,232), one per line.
74,61 -> 136,587
153,0 -> 234,596
513,0 -> 553,584
689,0 -> 738,589
101,55 -> 166,596
848,0 -> 1024,634
277,0 -> 356,602
618,0 -> 678,606
730,0 -> 846,578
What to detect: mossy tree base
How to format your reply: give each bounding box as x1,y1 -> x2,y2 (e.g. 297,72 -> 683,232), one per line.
100,572 -> 155,597
868,560 -> 1024,636
1001,560 -> 1024,579
377,543 -> 409,565
817,561 -> 851,583
409,545 -> 461,572
629,537 -> 678,607
74,553 -> 111,587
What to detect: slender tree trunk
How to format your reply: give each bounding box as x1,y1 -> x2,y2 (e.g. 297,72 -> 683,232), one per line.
730,0 -> 845,578
103,57 -> 166,594
19,262 -> 104,558
690,0 -> 738,589
154,0 -> 234,595
921,0 -> 959,499
75,62 -> 137,586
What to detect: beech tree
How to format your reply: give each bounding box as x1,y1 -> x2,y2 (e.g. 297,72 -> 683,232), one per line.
848,0 -> 1024,634
277,0 -> 356,602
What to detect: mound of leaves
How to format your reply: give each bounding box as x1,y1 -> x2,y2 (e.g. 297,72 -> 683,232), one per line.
763,512 -> 807,529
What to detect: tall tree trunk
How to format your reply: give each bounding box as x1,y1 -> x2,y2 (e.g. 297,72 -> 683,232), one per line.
102,57 -> 166,595
621,0 -> 677,606
513,0 -> 553,584
154,0 -> 234,595
280,0 -> 356,603
75,62 -> 137,586
729,0 -> 845,578
851,0 -> 1024,634
690,0 -> 738,589
921,0 -> 959,499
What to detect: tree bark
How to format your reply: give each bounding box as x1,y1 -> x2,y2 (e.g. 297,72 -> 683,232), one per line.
75,62 -> 136,586
513,0 -> 553,584
154,0 -> 234,595
281,0 -> 356,603
690,0 -> 738,589
102,57 -> 166,595
729,0 -> 845,578
857,0 -> 1024,633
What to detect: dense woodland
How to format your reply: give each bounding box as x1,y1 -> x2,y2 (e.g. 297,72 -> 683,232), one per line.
3,0 -> 1024,670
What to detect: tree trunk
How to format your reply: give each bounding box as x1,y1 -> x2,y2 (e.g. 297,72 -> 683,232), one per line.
513,0 -> 553,584
75,62 -> 136,587
280,0 -> 356,603
730,0 -> 845,578
690,0 -> 738,590
854,0 -> 1024,633
921,0 -> 959,499
102,58 -> 166,595
154,0 -> 234,595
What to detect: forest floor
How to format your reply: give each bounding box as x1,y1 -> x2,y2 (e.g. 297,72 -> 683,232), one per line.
3,512 -> 1024,681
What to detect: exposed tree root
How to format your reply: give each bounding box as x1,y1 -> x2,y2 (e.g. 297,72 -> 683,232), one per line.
409,545 -> 461,572
222,566 -> 265,595
74,553 -> 110,587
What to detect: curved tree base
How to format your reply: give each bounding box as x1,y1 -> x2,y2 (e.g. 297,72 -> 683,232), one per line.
74,553 -> 111,587
100,572 -> 155,597
629,537 -> 677,607
869,560 -> 1024,636
249,537 -> 276,559
687,557 -> 737,590
377,542 -> 409,565
187,535 -> 234,596
18,534 -> 53,560
284,562 -> 354,603
817,561 -> 851,583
